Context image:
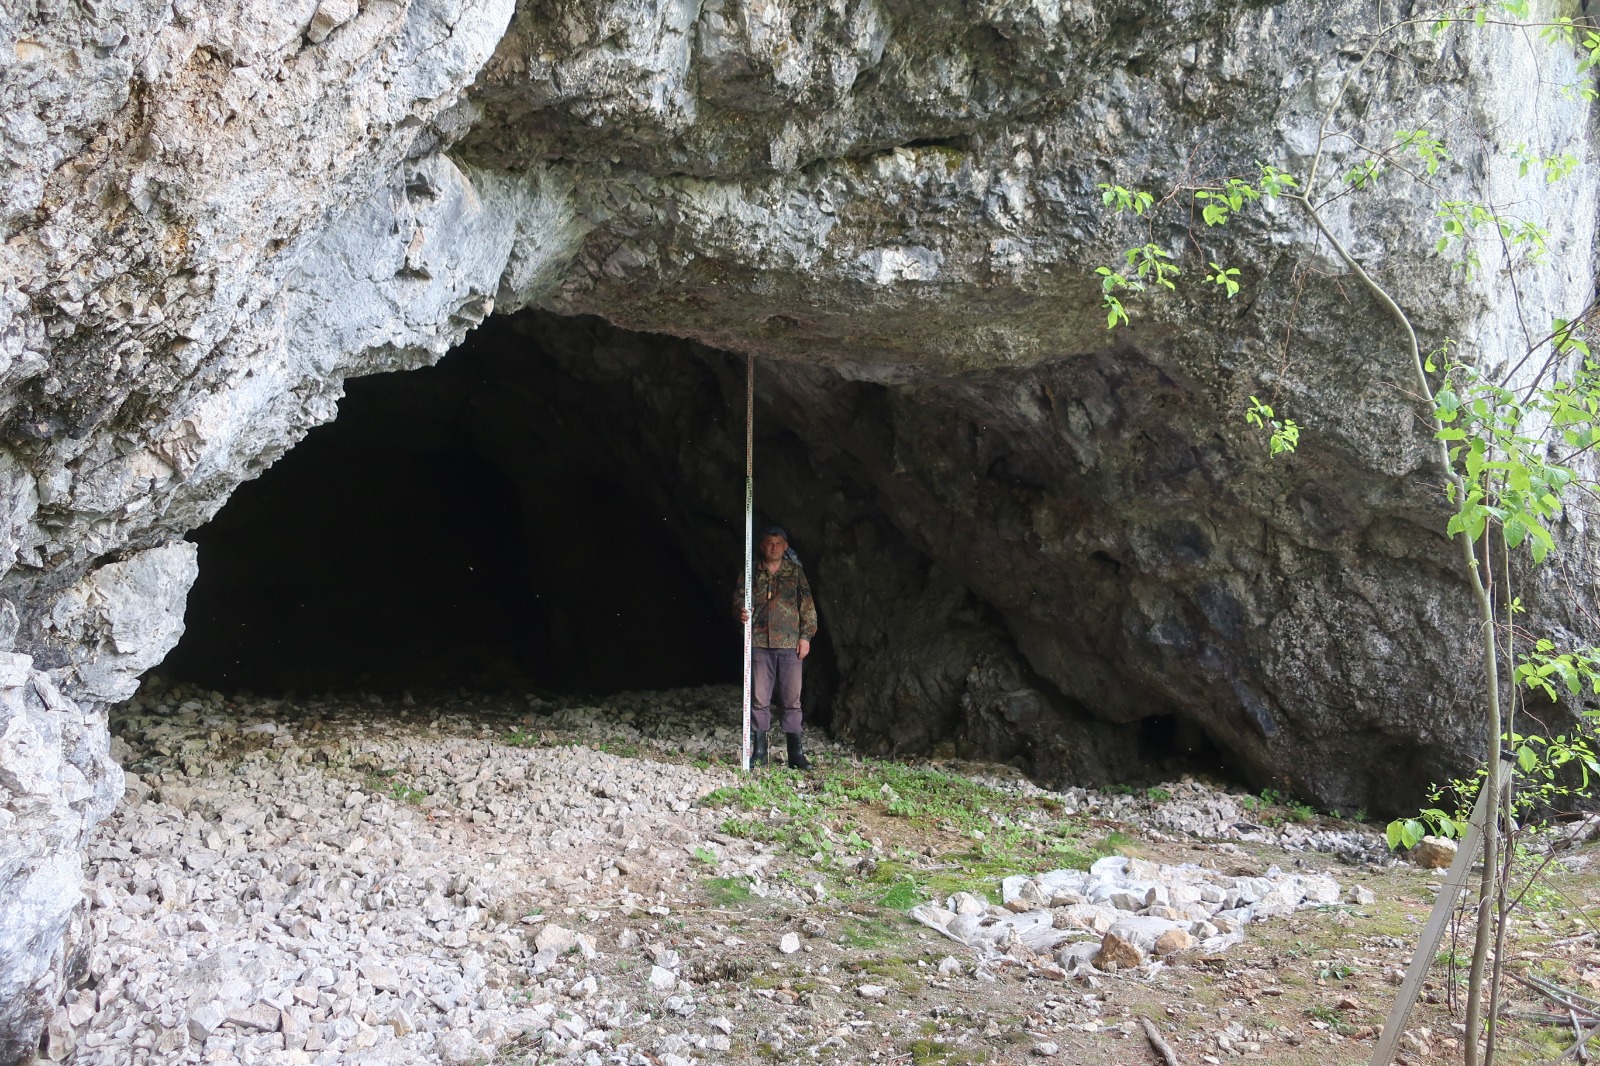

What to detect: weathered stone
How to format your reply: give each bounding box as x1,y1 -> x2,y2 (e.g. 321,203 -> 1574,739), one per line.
187,1001 -> 227,1042
358,962 -> 402,993
1153,928 -> 1197,955
1412,836 -> 1458,870
1051,904 -> 1119,935
1093,932 -> 1145,972
950,892 -> 988,916
534,924 -> 577,956
306,0 -> 359,45
1300,876 -> 1342,905
436,1029 -> 490,1066
225,1001 -> 281,1032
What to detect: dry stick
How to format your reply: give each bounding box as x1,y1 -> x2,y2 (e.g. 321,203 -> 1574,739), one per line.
1531,976 -> 1600,1013
1487,765 -> 1517,1066
1141,1016 -> 1181,1066
1574,1011 -> 1592,1065
1535,978 -> 1600,1009
1509,971 -> 1600,1018
1553,932 -> 1600,948
1558,1015 -> 1600,1063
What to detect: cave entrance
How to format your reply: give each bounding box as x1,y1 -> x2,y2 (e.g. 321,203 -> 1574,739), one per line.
162,309 -> 1235,791
161,314 -> 762,700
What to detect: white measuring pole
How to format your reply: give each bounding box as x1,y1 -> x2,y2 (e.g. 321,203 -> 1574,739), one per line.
1367,779 -> 1496,1066
741,351 -> 754,772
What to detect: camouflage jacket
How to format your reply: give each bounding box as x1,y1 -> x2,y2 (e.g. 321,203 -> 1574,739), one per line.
737,559 -> 818,649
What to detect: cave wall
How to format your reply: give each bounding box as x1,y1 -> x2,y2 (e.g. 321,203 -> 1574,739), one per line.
2,0 -> 1599,1058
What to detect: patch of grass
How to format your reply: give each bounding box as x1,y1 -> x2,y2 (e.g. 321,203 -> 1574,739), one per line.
908,1040 -> 989,1066
1098,829 -> 1137,853
1146,786 -> 1172,802
1306,1003 -> 1354,1035
362,770 -> 428,805
703,877 -> 752,906
1314,960 -> 1356,981
503,727 -> 538,748
878,879 -> 924,910
693,846 -> 719,866
1516,1017 -> 1579,1058
705,757 -> 1126,899
839,916 -> 901,949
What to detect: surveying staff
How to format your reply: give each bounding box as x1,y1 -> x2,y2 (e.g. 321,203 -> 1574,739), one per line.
735,527 -> 818,769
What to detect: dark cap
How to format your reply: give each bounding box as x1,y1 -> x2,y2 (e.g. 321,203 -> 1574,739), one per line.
760,526 -> 789,541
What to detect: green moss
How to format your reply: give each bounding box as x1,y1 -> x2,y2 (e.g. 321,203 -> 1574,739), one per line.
702,877 -> 753,905
907,1039 -> 989,1065
704,756 -> 1137,907
878,879 -> 923,909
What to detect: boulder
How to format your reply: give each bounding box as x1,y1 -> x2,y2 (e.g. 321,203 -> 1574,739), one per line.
1093,932 -> 1145,972
1412,836 -> 1458,869
1153,928 -> 1197,955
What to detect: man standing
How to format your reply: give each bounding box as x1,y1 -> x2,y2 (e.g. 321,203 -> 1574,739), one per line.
736,527 -> 818,769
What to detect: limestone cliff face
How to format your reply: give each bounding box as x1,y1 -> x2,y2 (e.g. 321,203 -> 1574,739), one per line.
1,0 -> 1597,1059
0,1 -> 536,1056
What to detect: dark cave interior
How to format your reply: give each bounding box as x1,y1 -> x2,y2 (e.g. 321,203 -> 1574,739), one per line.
162,318 -> 748,699
162,309 -> 1238,790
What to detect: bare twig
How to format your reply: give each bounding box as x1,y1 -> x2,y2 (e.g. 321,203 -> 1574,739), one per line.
1142,1016 -> 1181,1066
1506,971 -> 1600,1019
1529,974 -> 1600,1013
1556,1015 -> 1600,1063
1551,932 -> 1599,948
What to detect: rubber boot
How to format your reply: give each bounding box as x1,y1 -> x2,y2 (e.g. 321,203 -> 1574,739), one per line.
785,732 -> 811,771
751,730 -> 768,768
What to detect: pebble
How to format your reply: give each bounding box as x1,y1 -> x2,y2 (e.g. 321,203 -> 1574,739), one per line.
778,932 -> 801,954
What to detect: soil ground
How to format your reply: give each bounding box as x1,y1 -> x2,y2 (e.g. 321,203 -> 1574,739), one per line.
98,685 -> 1600,1066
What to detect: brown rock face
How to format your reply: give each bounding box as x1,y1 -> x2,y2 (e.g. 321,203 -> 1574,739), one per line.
1153,928 -> 1197,956
1093,931 -> 1145,972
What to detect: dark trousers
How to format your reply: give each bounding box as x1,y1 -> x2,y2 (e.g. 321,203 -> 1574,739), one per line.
750,645 -> 803,734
